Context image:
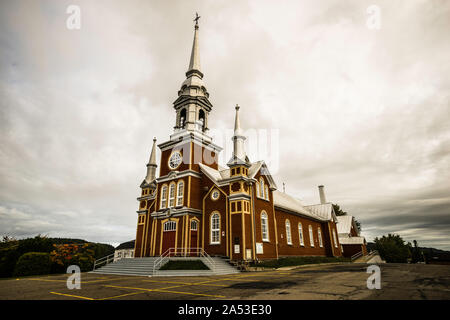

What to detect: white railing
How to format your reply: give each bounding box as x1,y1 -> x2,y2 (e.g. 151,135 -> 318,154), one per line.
93,253 -> 115,270
152,247 -> 215,274
351,251 -> 363,261
351,250 -> 379,262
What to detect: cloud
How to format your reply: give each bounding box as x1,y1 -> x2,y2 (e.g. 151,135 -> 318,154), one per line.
0,0 -> 449,249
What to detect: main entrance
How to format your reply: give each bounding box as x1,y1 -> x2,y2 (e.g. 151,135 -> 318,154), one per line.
161,220 -> 176,254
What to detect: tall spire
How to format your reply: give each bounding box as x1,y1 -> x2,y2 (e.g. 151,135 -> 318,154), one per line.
186,13 -> 203,79
178,13 -> 208,98
228,104 -> 249,167
145,137 -> 157,183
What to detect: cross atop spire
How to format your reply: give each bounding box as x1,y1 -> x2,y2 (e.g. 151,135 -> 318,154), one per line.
187,13 -> 202,76
194,12 -> 201,27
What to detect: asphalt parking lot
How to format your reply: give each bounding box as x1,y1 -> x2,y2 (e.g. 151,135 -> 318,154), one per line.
0,263 -> 449,300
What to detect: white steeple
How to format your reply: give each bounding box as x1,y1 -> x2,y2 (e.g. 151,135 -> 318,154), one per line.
228,104 -> 250,167
145,137 -> 157,183
187,13 -> 201,75
171,13 -> 214,141
179,13 -> 207,97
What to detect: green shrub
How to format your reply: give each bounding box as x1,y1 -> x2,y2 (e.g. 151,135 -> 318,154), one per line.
0,248 -> 21,278
160,260 -> 209,270
250,256 -> 350,268
14,252 -> 52,276
17,235 -> 53,255
374,234 -> 411,263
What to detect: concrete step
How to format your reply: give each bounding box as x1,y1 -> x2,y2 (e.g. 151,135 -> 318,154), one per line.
91,256 -> 240,277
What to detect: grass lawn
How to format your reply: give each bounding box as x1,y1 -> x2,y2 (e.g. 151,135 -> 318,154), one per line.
250,256 -> 350,268
160,260 -> 210,270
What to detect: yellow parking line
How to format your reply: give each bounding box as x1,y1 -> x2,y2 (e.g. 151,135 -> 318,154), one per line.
104,284 -> 184,292
143,279 -> 227,287
29,278 -> 67,283
97,291 -> 148,300
50,291 -> 95,300
30,276 -> 143,284
104,284 -> 226,299
155,288 -> 225,298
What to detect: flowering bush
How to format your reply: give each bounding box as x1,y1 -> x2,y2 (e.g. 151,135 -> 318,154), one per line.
50,243 -> 95,272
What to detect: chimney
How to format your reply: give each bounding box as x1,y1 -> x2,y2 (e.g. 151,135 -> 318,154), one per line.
318,185 -> 326,204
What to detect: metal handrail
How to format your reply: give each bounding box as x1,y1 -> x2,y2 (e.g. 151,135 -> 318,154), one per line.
152,248 -> 215,274
351,251 -> 363,261
153,248 -> 172,274
93,253 -> 115,270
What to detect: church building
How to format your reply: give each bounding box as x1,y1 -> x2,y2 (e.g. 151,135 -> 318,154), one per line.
134,18 -> 343,261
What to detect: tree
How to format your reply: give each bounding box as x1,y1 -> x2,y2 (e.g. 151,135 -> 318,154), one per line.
374,234 -> 411,263
332,204 -> 347,216
410,240 -> 424,263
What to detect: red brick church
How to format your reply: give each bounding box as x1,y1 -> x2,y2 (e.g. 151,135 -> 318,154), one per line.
134,18 -> 345,261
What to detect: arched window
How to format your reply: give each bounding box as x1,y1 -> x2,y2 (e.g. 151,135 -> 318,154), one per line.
169,183 -> 176,208
264,185 -> 269,200
199,109 -> 205,132
160,185 -> 168,209
191,219 -> 198,231
261,211 -> 269,241
163,220 -> 176,231
285,220 -> 292,245
309,225 -> 314,247
318,227 -> 323,247
298,223 -> 304,246
259,178 -> 265,198
210,212 -> 220,244
179,108 -> 186,128
256,181 -> 260,197
332,229 -> 338,248
176,181 -> 184,206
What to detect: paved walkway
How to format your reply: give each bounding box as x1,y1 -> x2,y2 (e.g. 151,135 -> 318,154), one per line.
0,263 -> 449,300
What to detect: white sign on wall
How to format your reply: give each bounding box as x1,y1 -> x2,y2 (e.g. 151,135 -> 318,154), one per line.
234,245 -> 240,254
256,242 -> 263,254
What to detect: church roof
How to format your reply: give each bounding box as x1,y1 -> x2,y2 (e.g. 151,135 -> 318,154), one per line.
336,215 -> 359,235
304,203 -> 337,222
272,191 -> 327,221
200,163 -> 332,222
338,236 -> 365,245
199,161 -> 278,190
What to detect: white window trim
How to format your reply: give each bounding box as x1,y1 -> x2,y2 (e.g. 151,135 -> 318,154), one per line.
190,219 -> 198,231
168,183 -> 176,208
160,185 -> 168,209
168,151 -> 182,170
176,181 -> 184,206
286,220 -> 292,245
333,230 -> 338,248
298,223 -> 304,246
257,177 -> 270,201
261,212 -> 269,242
309,225 -> 314,247
211,189 -> 220,201
163,221 -> 176,232
210,212 -> 220,245
318,227 -> 323,248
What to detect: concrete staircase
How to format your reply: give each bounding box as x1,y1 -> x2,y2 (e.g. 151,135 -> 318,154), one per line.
90,257 -> 158,276
90,256 -> 240,277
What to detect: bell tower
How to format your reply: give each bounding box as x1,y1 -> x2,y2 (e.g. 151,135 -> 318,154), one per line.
158,14 -> 222,179
172,14 -> 212,138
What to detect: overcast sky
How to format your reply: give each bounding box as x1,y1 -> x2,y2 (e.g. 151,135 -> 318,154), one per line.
1,0 -> 449,249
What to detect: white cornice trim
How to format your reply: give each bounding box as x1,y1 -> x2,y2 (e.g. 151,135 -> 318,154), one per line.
156,170 -> 202,183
